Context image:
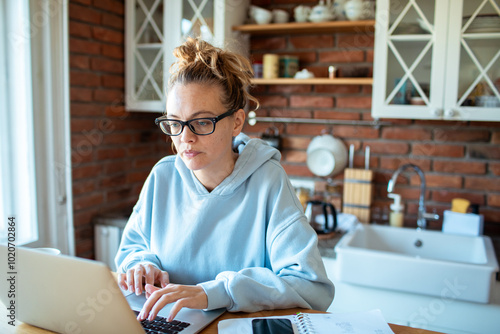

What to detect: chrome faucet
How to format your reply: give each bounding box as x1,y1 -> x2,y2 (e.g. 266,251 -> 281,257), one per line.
387,163 -> 439,229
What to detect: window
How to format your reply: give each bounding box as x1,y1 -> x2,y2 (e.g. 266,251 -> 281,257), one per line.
0,0 -> 74,253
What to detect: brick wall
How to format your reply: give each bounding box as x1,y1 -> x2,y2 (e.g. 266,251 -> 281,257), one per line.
243,0 -> 500,236
69,0 -> 169,258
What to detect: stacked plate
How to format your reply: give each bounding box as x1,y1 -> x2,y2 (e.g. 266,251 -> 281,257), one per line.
463,14 -> 500,33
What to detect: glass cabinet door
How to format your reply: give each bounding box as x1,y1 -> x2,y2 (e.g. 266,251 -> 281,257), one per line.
126,0 -> 165,111
445,0 -> 500,119
372,0 -> 449,119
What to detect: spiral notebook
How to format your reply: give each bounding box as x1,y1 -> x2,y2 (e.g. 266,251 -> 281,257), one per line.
218,309 -> 394,334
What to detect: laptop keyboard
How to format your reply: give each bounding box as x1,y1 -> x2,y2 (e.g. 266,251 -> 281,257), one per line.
134,311 -> 191,334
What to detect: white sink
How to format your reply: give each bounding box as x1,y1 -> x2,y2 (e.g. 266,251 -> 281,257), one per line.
334,224 -> 499,303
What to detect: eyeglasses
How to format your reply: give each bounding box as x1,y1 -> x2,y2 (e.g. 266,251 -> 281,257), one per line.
155,109 -> 236,136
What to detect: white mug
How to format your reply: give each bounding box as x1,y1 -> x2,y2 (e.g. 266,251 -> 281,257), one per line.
294,5 -> 311,23
35,247 -> 61,255
250,5 -> 272,25
272,9 -> 289,23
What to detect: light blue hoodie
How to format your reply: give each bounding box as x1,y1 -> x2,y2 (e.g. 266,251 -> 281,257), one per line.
115,133 -> 334,312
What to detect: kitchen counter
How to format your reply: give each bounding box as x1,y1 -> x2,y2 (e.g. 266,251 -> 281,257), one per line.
322,256 -> 500,334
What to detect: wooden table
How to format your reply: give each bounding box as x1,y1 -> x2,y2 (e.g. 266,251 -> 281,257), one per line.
1,307 -> 442,334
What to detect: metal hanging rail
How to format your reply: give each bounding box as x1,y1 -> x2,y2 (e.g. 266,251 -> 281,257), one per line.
247,111 -> 392,128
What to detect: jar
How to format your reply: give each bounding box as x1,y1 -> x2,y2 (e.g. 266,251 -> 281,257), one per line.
263,54 -> 279,79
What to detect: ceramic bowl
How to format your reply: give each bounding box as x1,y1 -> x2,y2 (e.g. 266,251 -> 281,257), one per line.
306,134 -> 348,177
250,6 -> 273,25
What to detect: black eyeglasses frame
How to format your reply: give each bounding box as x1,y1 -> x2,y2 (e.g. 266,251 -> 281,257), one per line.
154,109 -> 237,136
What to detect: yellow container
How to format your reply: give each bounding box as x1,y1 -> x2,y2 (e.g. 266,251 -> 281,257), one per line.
263,54 -> 279,79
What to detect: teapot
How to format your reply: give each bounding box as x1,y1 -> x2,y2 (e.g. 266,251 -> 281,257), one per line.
309,0 -> 335,22
305,200 -> 338,234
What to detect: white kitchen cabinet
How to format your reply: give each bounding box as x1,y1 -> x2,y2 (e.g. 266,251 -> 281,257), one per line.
125,0 -> 249,112
372,0 -> 500,121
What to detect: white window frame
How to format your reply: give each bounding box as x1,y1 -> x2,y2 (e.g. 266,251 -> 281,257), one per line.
0,0 -> 74,254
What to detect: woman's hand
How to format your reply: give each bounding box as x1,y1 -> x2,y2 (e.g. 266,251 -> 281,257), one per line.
117,263 -> 169,298
138,284 -> 208,322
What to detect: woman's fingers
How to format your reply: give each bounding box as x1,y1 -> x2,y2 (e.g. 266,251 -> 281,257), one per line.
137,284 -> 208,322
117,273 -> 128,290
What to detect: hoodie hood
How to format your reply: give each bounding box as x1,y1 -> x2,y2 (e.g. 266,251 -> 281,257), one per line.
175,133 -> 281,197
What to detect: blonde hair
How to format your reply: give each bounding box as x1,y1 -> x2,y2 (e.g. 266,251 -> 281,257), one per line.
168,37 -> 259,112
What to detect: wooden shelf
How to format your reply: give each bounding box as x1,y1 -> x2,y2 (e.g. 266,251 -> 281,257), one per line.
251,78 -> 373,85
232,20 -> 375,35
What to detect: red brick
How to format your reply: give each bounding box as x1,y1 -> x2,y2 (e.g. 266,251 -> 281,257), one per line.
282,163 -> 313,177
133,156 -> 161,169
433,160 -> 486,174
382,127 -> 432,141
106,188 -> 134,203
412,143 -> 464,158
73,193 -> 103,211
313,110 -> 361,120
269,109 -> 311,118
70,71 -> 101,87
102,44 -> 124,59
96,147 -> 127,160
100,174 -> 127,188
337,34 -> 374,48
268,85 -> 312,94
362,141 -> 409,154
69,4 -> 101,24
72,0 -> 92,5
104,160 -> 130,174
315,85 -> 360,94
287,123 -> 327,136
128,145 -> 155,157
127,170 -> 150,183
92,26 -> 124,44
334,126 -> 379,139
379,157 -> 431,172
431,190 -> 485,205
492,131 -> 500,144
72,164 -> 102,180
290,35 -> 334,49
73,179 -> 96,196
434,129 -> 490,142
488,194 -> 500,207
469,145 -> 500,160
71,103 -> 104,117
93,0 -> 124,15
70,55 -> 90,70
257,95 -> 288,107
319,50 -> 364,63
490,162 -> 500,176
336,96 -> 372,109
70,38 -> 101,55
281,136 -> 310,150
70,21 -> 92,38
278,51 -> 317,64
366,49 -> 374,63
283,150 -> 307,163
464,176 -> 500,192
93,89 -> 123,103
250,37 -> 287,51
290,96 -> 333,108
482,209 -> 500,224
102,133 -> 135,145
70,87 -> 93,102
412,174 -> 462,189
101,12 -> 124,30
75,239 -> 94,258
105,105 -> 128,118
102,74 -> 124,88
90,58 -> 124,73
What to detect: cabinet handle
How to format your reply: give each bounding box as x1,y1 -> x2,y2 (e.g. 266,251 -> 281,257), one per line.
432,109 -> 443,117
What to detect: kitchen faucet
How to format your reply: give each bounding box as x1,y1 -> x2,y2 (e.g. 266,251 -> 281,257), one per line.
387,163 -> 439,229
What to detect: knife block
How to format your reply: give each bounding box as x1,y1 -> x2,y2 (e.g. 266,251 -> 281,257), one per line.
342,168 -> 373,224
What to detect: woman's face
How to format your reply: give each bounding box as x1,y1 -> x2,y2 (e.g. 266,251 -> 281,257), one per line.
167,83 -> 244,175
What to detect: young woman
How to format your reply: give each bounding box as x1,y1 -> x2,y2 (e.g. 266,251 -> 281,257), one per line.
115,37 -> 334,322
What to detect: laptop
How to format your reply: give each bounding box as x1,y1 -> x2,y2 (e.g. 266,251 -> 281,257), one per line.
0,245 -> 225,333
